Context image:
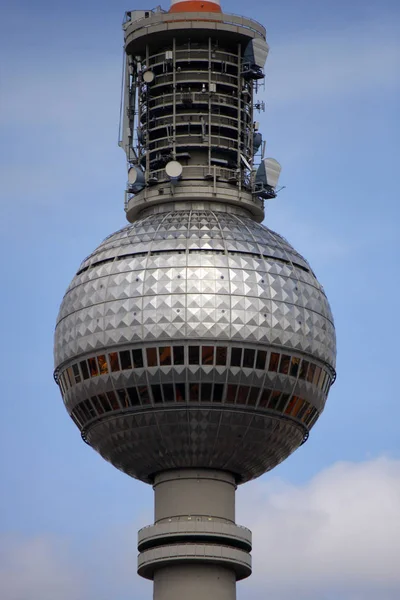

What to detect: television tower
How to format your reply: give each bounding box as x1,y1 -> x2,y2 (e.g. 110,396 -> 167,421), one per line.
54,1 -> 336,599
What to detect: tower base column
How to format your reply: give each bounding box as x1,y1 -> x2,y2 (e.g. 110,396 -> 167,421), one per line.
137,469 -> 252,599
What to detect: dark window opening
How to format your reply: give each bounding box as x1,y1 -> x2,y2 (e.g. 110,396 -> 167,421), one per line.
243,349 -> 255,369
152,385 -> 163,403
237,386 -> 250,404
120,350 -> 132,370
290,357 -> 300,378
97,355 -> 108,375
175,383 -> 186,402
106,391 -> 120,410
256,350 -> 267,370
296,401 -> 309,421
132,349 -> 144,368
269,353 -> 280,372
279,355 -> 291,375
277,393 -> 290,412
307,363 -> 316,383
159,347 -> 172,366
299,360 -> 309,380
84,400 -> 96,419
127,387 -> 140,406
284,395 -> 298,415
213,383 -> 224,402
163,384 -> 174,402
88,358 -> 99,377
72,364 -> 81,384
189,346 -> 200,365
202,346 -> 214,365
248,387 -> 259,406
138,386 -> 150,404
80,360 -> 90,380
259,388 -> 271,407
226,384 -> 237,403
116,389 -> 129,408
146,347 -> 158,367
173,346 -> 184,365
109,352 -> 120,373
91,396 -> 104,414
189,383 -> 200,401
97,393 -> 112,412
201,383 -> 212,402
231,347 -> 242,367
268,390 -> 281,410
216,346 -> 227,366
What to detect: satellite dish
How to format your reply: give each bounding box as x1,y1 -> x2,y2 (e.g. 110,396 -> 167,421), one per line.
143,70 -> 155,83
165,160 -> 183,181
128,166 -> 145,192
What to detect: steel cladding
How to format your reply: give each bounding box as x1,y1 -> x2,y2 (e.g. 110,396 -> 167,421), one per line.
54,208 -> 336,482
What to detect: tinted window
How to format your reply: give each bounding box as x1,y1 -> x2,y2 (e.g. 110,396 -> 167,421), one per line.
146,348 -> 158,367
313,366 -> 321,386
243,349 -> 255,368
213,384 -> 224,402
290,357 -> 300,378
268,390 -> 281,410
202,346 -> 214,365
256,350 -> 267,370
91,396 -> 104,414
97,393 -> 112,412
120,350 -> 132,370
84,400 -> 96,419
109,352 -> 120,372
152,385 -> 163,403
97,355 -> 108,375
88,358 -> 99,377
138,386 -> 150,404
163,384 -> 174,402
279,355 -> 290,375
307,363 -> 316,383
127,387 -> 140,406
296,401 -> 309,421
80,360 -> 90,380
189,383 -> 200,401
292,397 -> 305,417
237,386 -> 249,404
108,391 -> 120,410
159,347 -> 172,366
116,389 -> 130,408
248,387 -> 259,406
72,364 -> 81,384
226,384 -> 237,403
173,346 -> 184,365
231,347 -> 242,367
299,360 -> 309,380
269,353 -> 279,372
132,349 -> 144,368
216,347 -> 227,366
189,346 -> 200,365
201,383 -> 212,402
284,396 -> 298,415
259,388 -> 271,407
175,383 -> 186,402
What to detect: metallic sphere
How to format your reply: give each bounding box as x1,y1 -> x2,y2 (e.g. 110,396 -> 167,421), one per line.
54,208 -> 336,483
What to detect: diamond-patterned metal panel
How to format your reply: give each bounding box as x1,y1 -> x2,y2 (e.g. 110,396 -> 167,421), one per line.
54,209 -> 336,481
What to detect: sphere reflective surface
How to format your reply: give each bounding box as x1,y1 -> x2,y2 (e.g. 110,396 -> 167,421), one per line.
54,209 -> 336,483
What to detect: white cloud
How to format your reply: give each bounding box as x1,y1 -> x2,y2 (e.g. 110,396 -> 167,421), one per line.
237,457 -> 400,599
1,459 -> 399,600
0,535 -> 85,600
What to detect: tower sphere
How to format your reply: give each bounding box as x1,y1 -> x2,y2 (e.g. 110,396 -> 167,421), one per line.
54,207 -> 336,484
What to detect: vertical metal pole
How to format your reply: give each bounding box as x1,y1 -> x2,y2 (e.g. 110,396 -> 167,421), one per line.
208,37 -> 212,171
237,43 -> 242,191
172,37 -> 177,160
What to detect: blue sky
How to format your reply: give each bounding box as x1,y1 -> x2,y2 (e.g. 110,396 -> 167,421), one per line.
1,0 -> 399,598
